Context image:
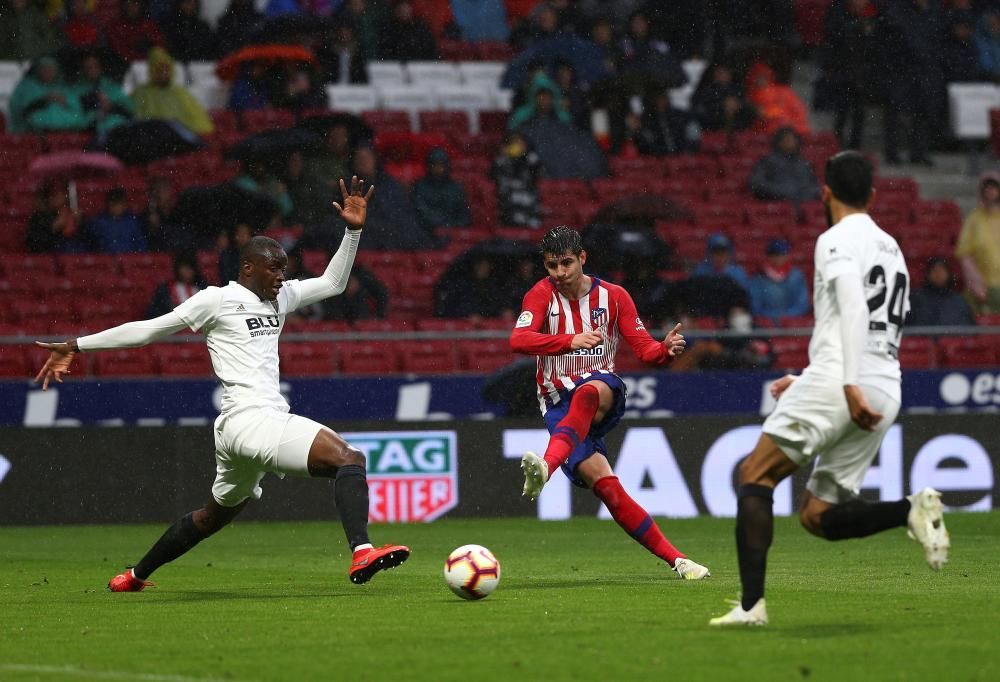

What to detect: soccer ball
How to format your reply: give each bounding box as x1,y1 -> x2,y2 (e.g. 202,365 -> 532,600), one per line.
443,544 -> 500,600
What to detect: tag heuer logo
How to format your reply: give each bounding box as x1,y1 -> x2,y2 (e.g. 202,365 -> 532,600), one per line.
344,431 -> 458,523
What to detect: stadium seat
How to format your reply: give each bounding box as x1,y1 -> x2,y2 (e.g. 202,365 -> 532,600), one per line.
155,344 -> 214,376
0,346 -> 28,378
459,339 -> 512,373
397,340 -> 458,374
367,61 -> 407,87
938,337 -> 997,368
327,85 -> 378,114
898,336 -> 936,369
771,338 -> 810,371
364,110 -> 413,133
406,61 -> 461,88
93,349 -> 158,377
457,62 -> 506,89
280,342 -> 337,377
419,110 -> 471,135
340,342 -> 401,374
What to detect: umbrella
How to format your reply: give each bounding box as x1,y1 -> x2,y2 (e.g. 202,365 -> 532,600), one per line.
99,119 -> 204,165
581,224 -> 672,275
501,34 -> 612,90
434,239 -> 537,317
173,183 -> 280,246
518,118 -> 607,179
216,44 -> 317,81
297,112 -> 374,145
224,127 -> 324,162
29,151 -> 124,211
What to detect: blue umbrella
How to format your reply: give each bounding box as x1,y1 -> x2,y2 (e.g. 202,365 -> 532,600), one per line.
501,34 -> 613,90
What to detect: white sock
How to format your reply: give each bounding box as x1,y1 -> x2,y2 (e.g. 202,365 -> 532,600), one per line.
354,543 -> 373,553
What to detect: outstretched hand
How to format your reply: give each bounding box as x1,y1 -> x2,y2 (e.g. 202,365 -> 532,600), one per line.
332,175 -> 375,230
33,340 -> 76,390
664,322 -> 686,357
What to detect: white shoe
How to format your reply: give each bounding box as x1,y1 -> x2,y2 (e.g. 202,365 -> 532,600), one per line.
673,558 -> 711,580
907,487 -> 950,571
521,451 -> 548,501
709,598 -> 768,627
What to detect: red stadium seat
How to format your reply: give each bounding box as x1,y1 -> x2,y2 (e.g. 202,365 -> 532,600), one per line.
397,340 -> 458,373
280,342 -> 337,376
419,110 -> 471,135
364,110 -> 413,134
746,202 -> 797,232
477,111 -> 508,135
898,336 -> 935,369
938,337 -> 998,368
459,339 -> 512,373
92,349 -> 158,377
340,342 -> 400,374
771,337 -> 810,371
0,346 -> 28,378
154,344 -> 215,376
779,315 -> 814,329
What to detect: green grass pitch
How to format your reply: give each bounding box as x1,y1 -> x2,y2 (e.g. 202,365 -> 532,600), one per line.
1,513 -> 998,682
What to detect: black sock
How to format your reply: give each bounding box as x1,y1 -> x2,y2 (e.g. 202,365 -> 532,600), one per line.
819,498 -> 910,540
133,512 -> 207,580
335,464 -> 371,551
736,484 -> 774,612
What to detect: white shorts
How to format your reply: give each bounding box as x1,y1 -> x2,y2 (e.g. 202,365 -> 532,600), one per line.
212,407 -> 326,507
762,371 -> 900,504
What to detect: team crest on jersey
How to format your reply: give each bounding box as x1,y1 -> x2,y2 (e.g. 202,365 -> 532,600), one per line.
591,307 -> 608,328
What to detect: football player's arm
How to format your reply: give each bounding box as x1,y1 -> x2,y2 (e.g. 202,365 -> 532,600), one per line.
615,289 -> 677,364
294,229 -> 361,307
510,289 -> 585,355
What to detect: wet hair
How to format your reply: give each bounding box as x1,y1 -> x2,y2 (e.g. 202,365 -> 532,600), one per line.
824,151 -> 873,208
239,235 -> 283,265
539,225 -> 583,257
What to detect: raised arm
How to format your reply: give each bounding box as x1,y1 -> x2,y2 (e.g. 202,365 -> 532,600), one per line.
34,311 -> 189,390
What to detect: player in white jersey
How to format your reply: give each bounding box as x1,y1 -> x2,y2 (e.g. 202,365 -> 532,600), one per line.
34,177 -> 410,591
710,152 -> 950,627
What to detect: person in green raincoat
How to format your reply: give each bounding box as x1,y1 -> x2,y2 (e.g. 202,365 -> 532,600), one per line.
8,56 -> 88,133
130,46 -> 213,135
70,52 -> 133,136
507,71 -> 573,131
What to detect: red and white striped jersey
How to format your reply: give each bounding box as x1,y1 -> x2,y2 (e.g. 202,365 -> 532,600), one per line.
510,276 -> 672,412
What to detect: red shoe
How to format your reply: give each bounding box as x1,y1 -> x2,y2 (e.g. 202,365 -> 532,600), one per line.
349,544 -> 410,584
107,568 -> 155,592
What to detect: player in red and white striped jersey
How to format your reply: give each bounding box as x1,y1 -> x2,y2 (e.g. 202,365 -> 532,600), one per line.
510,226 -> 711,580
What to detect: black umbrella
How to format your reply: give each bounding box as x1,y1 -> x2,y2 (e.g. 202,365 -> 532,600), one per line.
582,224 -> 672,275
501,34 -> 612,90
297,112 -> 374,146
99,120 -> 204,165
224,127 -> 324,162
518,118 -> 607,179
434,239 -> 537,317
173,183 -> 280,244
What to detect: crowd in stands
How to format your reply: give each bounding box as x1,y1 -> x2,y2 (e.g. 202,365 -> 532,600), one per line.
1,0 -> 997,379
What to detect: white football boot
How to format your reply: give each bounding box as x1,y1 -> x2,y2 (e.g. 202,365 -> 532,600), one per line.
907,487 -> 950,571
521,451 -> 548,501
673,558 -> 711,580
709,598 -> 768,627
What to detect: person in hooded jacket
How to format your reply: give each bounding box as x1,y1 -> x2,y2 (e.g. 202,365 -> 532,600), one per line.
908,257 -> 975,326
749,127 -> 820,205
956,171 -> 1000,313
412,148 -> 471,232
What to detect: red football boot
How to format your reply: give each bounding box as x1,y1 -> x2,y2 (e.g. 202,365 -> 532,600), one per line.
107,568 -> 155,592
349,544 -> 410,584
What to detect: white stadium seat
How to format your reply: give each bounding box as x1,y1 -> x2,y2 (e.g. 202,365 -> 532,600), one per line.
0,61 -> 25,82
492,88 -> 514,111
186,61 -> 218,85
458,61 -> 506,89
948,83 -> 1000,139
189,81 -> 230,109
406,61 -> 460,87
366,61 -> 407,87
434,84 -> 493,111
327,85 -> 378,113
377,84 -> 437,111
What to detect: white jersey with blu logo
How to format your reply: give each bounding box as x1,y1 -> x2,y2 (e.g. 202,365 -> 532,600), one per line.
808,212 -> 909,402
173,280 -> 309,415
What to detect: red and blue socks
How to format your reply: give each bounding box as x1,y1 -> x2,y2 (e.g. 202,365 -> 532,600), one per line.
542,383 -> 601,478
593,475 -> 685,568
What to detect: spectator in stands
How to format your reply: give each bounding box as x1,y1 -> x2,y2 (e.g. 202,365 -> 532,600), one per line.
380,0 -> 438,61
745,60 -> 810,135
691,63 -> 756,133
142,176 -> 183,252
345,143 -> 435,250
318,21 -> 368,84
86,187 -> 148,253
618,10 -> 688,89
976,11 -> 1000,80
162,0 -> 216,61
412,147 -> 472,232
227,62 -> 272,111
336,0 -> 382,59
589,15 -> 620,74
8,56 -> 87,133
305,122 -> 353,193
941,9 -> 981,84
217,222 -> 252,284
60,0 -> 102,49
512,2 -> 562,48
0,0 -> 63,61
491,131 -> 542,228
749,127 -> 820,205
146,251 -> 207,317
449,0 -> 510,42
435,255 -> 513,321
323,265 -> 389,321
748,238 -> 810,324
956,172 -> 1000,313
621,256 -> 672,326
72,52 -> 133,135
691,233 -> 751,292
25,183 -> 83,252
235,159 -> 293,218
271,62 -> 328,111
131,47 -> 214,135
553,59 -> 591,130
507,72 -> 572,130
909,257 -> 975,327
215,0 -> 264,57
821,0 -> 879,150
633,89 -> 700,155
284,150 -> 333,228
106,0 -> 165,65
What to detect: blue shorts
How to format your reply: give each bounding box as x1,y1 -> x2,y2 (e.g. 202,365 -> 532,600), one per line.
542,373 -> 628,488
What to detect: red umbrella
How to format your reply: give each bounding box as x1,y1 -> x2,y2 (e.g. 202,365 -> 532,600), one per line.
29,152 -> 124,211
216,44 -> 316,81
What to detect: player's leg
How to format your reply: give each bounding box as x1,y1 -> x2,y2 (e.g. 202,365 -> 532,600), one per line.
109,499 -> 248,591
300,425 -> 410,584
521,381 -> 614,500
579,452 -> 710,580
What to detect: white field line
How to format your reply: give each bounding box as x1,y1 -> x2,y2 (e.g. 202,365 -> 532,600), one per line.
0,663 -> 256,682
